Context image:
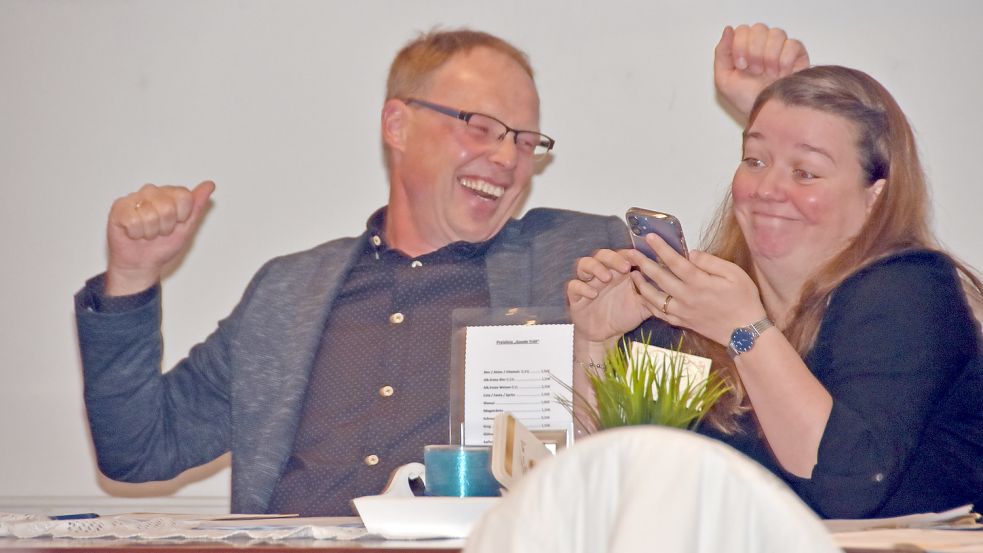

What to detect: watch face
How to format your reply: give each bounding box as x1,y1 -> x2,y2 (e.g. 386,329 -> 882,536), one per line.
730,327 -> 755,354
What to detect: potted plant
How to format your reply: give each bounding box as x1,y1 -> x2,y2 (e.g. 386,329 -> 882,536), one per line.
562,334 -> 729,433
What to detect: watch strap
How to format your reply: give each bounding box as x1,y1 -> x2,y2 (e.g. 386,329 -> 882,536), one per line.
750,317 -> 774,335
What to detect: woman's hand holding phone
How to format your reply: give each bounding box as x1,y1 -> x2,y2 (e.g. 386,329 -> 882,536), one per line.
625,232 -> 764,347
622,207 -> 745,341
568,208 -> 691,338
571,207 -> 763,347
566,249 -> 653,344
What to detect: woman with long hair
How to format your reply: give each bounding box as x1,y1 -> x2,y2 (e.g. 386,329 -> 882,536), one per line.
568,65 -> 983,518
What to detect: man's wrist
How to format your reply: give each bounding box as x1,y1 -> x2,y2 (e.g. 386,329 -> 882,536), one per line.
105,266 -> 161,297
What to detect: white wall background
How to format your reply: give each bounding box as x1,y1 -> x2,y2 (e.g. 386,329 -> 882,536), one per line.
2,0 -> 981,514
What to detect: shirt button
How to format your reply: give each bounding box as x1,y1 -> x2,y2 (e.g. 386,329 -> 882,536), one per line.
873,472 -> 885,483
410,260 -> 423,268
371,235 -> 382,247
389,312 -> 404,324
379,385 -> 395,397
364,454 -> 379,466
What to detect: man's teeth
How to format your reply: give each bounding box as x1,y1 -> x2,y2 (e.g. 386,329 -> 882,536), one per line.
460,178 -> 504,199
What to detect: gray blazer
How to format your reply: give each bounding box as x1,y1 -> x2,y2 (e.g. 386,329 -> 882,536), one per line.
76,207 -> 629,513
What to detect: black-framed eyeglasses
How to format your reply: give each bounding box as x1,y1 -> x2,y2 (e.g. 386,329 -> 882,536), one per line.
405,98 -> 555,160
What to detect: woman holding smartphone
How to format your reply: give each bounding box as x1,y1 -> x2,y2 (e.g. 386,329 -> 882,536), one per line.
568,65 -> 983,518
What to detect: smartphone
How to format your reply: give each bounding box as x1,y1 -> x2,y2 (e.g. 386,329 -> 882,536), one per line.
625,207 -> 688,261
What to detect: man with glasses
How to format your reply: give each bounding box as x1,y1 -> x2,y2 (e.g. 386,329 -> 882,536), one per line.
75,25 -> 807,515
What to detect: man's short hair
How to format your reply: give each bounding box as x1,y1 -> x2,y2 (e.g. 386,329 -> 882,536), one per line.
386,29 -> 534,100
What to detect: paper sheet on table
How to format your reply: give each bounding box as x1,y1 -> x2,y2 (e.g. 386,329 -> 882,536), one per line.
827,505 -> 983,553
832,528 -> 983,552
824,504 -> 981,533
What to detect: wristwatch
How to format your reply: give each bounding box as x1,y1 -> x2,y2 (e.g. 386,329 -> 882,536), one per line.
727,317 -> 774,358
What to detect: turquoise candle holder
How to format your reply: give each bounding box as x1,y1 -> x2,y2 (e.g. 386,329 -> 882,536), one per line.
423,445 -> 500,497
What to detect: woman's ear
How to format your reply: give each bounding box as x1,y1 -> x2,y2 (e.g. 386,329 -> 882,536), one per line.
866,178 -> 886,213
381,98 -> 409,152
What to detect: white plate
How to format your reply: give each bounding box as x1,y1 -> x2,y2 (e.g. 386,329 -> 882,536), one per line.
352,495 -> 499,539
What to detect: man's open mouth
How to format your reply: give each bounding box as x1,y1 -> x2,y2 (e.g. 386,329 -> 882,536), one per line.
460,177 -> 504,199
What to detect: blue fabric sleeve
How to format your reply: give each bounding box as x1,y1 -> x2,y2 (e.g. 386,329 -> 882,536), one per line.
74,271 -> 239,483
78,273 -> 158,313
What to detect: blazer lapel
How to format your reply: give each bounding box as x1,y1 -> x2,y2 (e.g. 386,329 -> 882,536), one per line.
236,235 -> 365,513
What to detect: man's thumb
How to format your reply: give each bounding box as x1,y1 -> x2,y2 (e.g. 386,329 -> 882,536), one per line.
188,180 -> 216,222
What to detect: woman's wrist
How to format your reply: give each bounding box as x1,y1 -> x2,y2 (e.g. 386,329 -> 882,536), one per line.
573,329 -> 620,368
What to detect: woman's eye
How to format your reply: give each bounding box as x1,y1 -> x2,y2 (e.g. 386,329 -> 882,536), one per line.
793,169 -> 817,180
742,157 -> 765,168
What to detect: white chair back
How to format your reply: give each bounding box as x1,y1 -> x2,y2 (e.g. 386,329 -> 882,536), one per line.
465,426 -> 842,553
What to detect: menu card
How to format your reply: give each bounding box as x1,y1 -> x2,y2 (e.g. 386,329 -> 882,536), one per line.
461,323 -> 573,445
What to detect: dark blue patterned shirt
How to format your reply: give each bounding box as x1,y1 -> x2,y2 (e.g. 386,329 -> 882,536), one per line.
267,209 -> 495,515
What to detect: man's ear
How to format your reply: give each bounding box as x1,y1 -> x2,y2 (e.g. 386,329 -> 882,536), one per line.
866,178 -> 886,213
382,98 -> 410,152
